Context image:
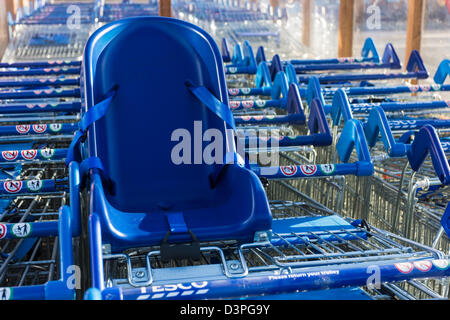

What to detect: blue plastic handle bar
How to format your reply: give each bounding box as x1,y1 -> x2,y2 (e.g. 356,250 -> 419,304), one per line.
351,100 -> 450,114
100,257 -> 450,300
0,60 -> 81,69
306,76 -> 326,107
0,88 -> 80,99
388,118 -> 450,131
234,113 -> 306,126
257,38 -> 380,66
0,77 -> 80,88
0,66 -> 80,77
0,178 -> 67,195
364,107 -> 407,157
330,89 -> 354,126
292,43 -> 400,73
407,125 -> 450,185
0,124 -> 76,137
0,101 -> 81,114
434,59 -> 450,84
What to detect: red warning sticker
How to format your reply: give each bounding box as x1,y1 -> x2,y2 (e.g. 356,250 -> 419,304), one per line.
32,124 -> 47,133
299,164 -> 317,176
413,260 -> 432,272
228,88 -> 239,96
229,101 -> 241,109
394,262 -> 414,274
4,180 -> 22,194
16,125 -> 30,134
280,166 -> 298,177
0,224 -> 6,239
21,149 -> 37,160
2,151 -> 18,161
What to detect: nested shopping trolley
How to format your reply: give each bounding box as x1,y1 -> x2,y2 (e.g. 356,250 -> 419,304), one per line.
63,17 -> 450,300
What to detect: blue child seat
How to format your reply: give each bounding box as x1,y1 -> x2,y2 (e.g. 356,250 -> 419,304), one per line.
82,17 -> 272,251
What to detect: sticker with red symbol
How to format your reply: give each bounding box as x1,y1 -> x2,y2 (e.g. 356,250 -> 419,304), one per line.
280,166 -> 298,177
413,261 -> 432,272
299,164 -> 317,176
394,262 -> 414,274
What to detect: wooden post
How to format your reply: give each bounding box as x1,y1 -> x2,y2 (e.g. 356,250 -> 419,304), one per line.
405,0 -> 424,66
159,0 -> 171,17
338,0 -> 354,58
0,1 -> 9,58
302,0 -> 311,47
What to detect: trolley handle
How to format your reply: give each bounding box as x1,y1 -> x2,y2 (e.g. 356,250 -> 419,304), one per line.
255,61 -> 272,89
306,76 -> 325,107
336,119 -> 373,176
330,89 -> 354,126
308,97 -> 332,146
381,43 -> 401,69
361,37 -> 380,63
364,107 -> 407,157
221,38 -> 231,63
407,125 -> 450,185
434,59 -> 450,85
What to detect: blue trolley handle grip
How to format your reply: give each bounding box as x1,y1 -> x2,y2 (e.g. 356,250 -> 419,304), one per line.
255,61 -> 272,89
434,59 -> 450,85
271,71 -> 289,101
336,119 -> 374,176
221,38 -> 231,62
364,107 -> 408,157
381,43 -> 401,69
269,54 -> 283,81
330,89 -> 354,126
361,37 -> 380,63
256,45 -> 266,65
308,97 -> 332,146
243,41 -> 257,73
232,43 -> 244,66
407,125 -> 450,185
306,76 -> 325,107
284,63 -> 298,86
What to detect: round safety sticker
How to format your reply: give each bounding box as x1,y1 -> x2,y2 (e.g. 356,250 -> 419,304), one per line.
2,151 -> 18,161
229,101 -> 240,109
16,124 -> 30,134
431,84 -> 441,91
4,180 -> 22,193
409,85 -> 419,92
280,166 -> 298,177
0,288 -> 12,300
253,116 -> 263,121
228,88 -> 239,96
21,149 -> 37,160
49,123 -> 62,132
242,100 -> 254,108
241,88 -> 251,94
255,100 -> 266,107
27,179 -> 42,192
320,164 -> 336,175
299,164 -> 317,176
0,224 -> 7,239
413,260 -> 432,272
12,223 -> 32,238
228,67 -> 237,74
432,259 -> 449,270
394,262 -> 414,274
40,148 -> 54,159
420,85 -> 431,92
32,124 -> 47,133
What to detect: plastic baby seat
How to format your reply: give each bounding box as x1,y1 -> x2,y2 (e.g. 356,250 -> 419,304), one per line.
78,17 -> 272,252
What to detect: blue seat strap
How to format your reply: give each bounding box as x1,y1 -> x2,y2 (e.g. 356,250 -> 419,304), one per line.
165,212 -> 189,234
186,82 -> 236,130
79,156 -> 114,193
65,89 -> 116,166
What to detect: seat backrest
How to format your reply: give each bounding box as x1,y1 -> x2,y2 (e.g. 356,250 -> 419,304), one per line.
82,17 -> 231,213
